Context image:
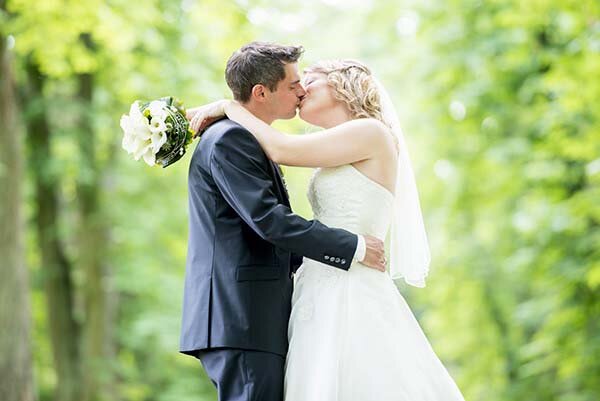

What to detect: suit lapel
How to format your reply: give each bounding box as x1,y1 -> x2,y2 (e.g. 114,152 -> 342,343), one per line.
268,160 -> 290,207
237,124 -> 289,206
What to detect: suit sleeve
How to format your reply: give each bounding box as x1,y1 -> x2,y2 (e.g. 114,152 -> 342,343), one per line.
290,253 -> 304,270
210,128 -> 357,270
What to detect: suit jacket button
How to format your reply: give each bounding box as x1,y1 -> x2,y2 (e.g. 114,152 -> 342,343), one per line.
324,255 -> 330,260
335,257 -> 341,263
341,259 -> 346,264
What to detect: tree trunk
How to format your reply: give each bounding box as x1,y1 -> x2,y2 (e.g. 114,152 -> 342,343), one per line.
25,60 -> 82,401
77,33 -> 114,401
0,18 -> 36,401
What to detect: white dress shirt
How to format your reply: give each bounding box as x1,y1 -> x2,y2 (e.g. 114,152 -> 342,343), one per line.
353,234 -> 366,263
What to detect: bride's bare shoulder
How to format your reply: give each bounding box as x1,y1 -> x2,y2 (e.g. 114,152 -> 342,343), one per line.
341,117 -> 385,129
338,118 -> 389,138
343,118 -> 395,150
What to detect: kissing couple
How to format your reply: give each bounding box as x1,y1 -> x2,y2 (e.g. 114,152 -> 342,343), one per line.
180,41 -> 466,401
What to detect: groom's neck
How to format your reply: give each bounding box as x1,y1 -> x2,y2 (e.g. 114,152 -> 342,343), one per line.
240,102 -> 274,125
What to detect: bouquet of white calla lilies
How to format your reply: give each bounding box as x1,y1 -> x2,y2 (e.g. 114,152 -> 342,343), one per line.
120,97 -> 194,168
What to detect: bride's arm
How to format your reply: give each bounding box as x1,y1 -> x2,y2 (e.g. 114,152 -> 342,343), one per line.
223,101 -> 391,168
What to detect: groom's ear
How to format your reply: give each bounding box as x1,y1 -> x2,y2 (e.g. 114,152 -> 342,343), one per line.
251,84 -> 268,103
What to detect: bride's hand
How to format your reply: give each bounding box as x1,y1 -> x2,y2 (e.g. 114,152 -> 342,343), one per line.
188,100 -> 229,137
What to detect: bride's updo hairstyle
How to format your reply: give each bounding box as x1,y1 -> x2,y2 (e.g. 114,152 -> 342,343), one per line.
304,59 -> 384,123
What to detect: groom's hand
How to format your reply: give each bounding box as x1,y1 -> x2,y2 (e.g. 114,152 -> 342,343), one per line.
362,235 -> 386,272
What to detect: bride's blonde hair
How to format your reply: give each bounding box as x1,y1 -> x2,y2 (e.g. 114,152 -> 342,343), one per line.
304,59 -> 384,123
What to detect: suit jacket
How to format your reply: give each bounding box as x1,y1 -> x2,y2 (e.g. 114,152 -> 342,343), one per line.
179,119 -> 358,357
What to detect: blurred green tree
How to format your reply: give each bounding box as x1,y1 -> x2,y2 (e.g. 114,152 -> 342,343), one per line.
0,1 -> 34,399
2,1 -> 599,401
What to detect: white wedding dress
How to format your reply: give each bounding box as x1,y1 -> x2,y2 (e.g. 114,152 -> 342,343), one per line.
284,164 -> 466,401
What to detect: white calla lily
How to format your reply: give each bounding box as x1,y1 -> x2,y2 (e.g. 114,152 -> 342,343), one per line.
132,137 -> 152,161
148,100 -> 168,121
125,101 -> 151,140
120,113 -> 132,134
142,148 -> 156,166
151,130 -> 167,153
149,116 -> 168,134
122,133 -> 136,154
120,115 -> 136,154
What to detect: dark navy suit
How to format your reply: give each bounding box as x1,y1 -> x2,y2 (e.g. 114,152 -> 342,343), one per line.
180,119 -> 357,401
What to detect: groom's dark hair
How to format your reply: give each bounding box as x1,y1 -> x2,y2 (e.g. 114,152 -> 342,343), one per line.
225,42 -> 304,103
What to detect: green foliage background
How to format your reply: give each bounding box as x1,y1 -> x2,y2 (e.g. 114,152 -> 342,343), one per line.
1,0 -> 599,400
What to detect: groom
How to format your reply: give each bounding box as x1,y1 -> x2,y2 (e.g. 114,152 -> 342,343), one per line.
180,42 -> 386,401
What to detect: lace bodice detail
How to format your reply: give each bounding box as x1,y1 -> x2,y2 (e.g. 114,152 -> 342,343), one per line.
307,165 -> 394,241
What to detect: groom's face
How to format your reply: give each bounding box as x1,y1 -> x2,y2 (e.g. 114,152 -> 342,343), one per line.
265,63 -> 306,121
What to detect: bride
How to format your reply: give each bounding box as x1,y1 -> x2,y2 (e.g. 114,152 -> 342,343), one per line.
190,59 -> 466,401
